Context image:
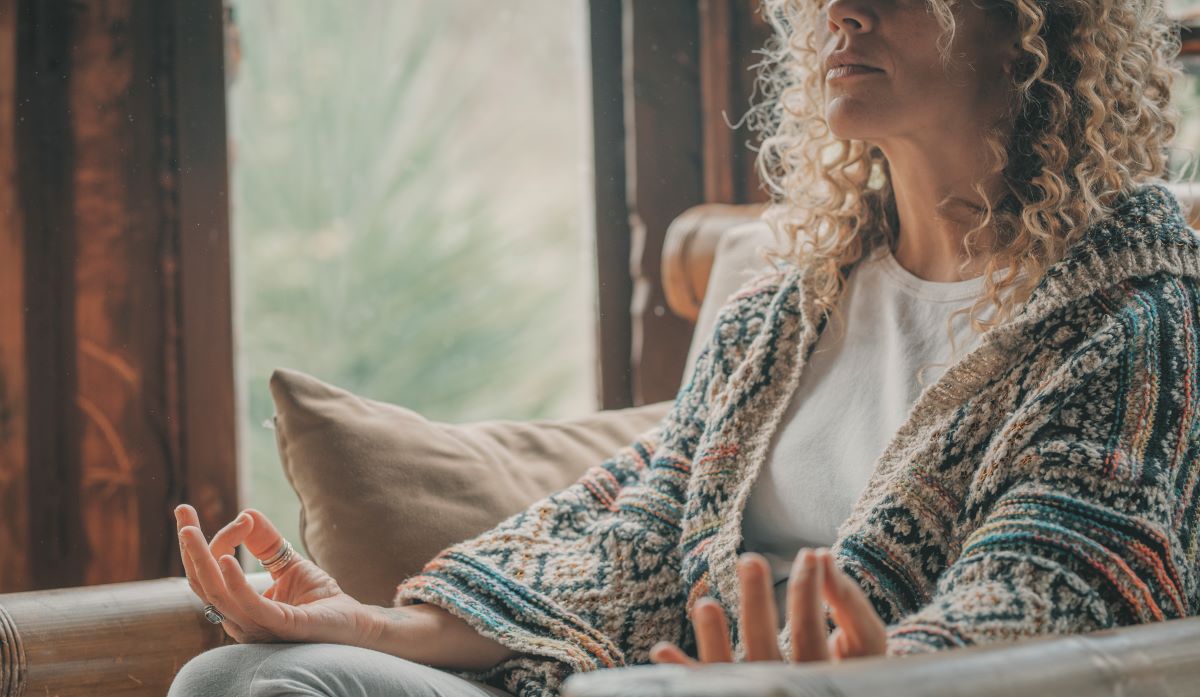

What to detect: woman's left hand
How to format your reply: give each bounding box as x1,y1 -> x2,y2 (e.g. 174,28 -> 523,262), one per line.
650,547 -> 887,665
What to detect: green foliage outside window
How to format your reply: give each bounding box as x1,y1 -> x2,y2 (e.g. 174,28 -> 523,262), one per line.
227,0 -> 594,554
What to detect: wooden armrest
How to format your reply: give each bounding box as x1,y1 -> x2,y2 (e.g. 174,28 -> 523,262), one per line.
661,202 -> 768,322
562,615 -> 1200,697
0,571 -> 272,697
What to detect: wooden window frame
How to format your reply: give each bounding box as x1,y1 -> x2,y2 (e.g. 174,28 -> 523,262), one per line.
590,0 -> 770,409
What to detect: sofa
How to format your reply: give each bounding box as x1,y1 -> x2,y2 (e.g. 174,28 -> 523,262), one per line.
3,188 -> 1200,697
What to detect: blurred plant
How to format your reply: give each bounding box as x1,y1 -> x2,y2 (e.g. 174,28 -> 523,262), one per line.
227,0 -> 593,552
1171,0 -> 1200,182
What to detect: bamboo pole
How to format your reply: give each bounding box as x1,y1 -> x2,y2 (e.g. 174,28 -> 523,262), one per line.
0,572 -> 272,697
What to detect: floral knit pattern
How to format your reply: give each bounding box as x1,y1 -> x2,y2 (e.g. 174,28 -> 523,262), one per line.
394,182 -> 1200,696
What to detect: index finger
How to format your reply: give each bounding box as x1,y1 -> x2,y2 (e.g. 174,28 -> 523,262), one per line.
175,503 -> 205,537
820,551 -> 887,656
174,505 -> 207,599
176,504 -> 254,568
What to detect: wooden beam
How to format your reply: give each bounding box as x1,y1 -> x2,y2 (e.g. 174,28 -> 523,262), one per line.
169,0 -> 241,576
0,0 -> 30,593
624,0 -> 705,404
700,0 -> 738,204
733,2 -> 772,204
589,0 -> 636,411
14,0 -> 82,591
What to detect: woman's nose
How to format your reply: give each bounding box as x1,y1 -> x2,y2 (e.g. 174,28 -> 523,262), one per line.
825,0 -> 874,35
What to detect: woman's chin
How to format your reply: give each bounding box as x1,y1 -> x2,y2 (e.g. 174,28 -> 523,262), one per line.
825,111 -> 883,142
824,102 -> 889,141
826,122 -> 880,143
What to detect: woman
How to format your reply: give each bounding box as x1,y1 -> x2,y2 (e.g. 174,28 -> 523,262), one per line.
169,1 -> 1200,695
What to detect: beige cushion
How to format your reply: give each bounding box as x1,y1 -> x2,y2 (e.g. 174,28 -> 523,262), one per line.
684,219 -> 778,379
270,367 -> 672,607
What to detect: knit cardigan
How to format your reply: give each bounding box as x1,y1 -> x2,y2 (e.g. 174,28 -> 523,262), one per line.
394,182 -> 1200,696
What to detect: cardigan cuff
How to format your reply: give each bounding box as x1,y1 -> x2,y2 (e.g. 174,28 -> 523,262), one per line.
393,550 -> 625,673
885,621 -> 971,656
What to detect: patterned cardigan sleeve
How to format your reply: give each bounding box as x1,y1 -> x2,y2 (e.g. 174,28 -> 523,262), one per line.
392,277 -> 775,692
886,274 -> 1200,654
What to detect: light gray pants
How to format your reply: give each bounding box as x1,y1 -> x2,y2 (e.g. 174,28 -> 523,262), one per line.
167,642 -> 514,697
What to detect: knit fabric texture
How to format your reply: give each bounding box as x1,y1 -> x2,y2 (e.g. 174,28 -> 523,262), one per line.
393,182 -> 1200,696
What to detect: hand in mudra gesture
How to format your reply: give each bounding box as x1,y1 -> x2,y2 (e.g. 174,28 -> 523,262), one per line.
650,548 -> 887,665
174,503 -> 379,646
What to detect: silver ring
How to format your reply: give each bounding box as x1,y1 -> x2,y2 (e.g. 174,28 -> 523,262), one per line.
203,603 -> 225,624
259,539 -> 296,574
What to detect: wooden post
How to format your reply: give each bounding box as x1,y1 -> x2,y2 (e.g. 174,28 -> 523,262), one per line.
589,0 -> 636,411
0,0 -> 31,593
624,0 -> 705,405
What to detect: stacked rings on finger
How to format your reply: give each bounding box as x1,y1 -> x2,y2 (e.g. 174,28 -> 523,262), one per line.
203,603 -> 225,624
259,539 -> 296,574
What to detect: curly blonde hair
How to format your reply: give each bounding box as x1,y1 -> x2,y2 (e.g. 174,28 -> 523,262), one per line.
746,0 -> 1186,383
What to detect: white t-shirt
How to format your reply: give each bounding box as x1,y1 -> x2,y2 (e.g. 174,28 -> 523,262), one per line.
739,242 -> 1021,622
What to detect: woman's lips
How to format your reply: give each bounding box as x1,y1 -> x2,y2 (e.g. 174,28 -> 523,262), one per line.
826,64 -> 884,81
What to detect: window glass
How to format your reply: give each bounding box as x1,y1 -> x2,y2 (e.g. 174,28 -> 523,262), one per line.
1172,0 -> 1200,181
226,0 -> 595,552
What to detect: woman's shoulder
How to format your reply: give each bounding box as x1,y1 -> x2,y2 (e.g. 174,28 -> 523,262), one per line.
1098,271 -> 1200,340
1029,270 -> 1200,368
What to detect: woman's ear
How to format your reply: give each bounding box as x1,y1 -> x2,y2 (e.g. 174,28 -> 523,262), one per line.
1000,31 -> 1022,77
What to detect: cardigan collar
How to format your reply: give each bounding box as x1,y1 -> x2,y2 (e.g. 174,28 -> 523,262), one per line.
698,181 -> 1200,626
839,182 -> 1200,417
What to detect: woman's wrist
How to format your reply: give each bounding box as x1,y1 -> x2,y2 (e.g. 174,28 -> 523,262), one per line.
357,602 -> 519,670
354,604 -> 417,652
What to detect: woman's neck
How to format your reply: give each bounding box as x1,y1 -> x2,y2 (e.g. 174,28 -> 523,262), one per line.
878,136 -> 1007,283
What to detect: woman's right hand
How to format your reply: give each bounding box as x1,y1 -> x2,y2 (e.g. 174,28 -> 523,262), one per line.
174,503 -> 382,647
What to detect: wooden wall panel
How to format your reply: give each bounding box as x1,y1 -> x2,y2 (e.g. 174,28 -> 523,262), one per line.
0,0 -> 29,592
70,0 -> 173,587
0,0 -> 237,592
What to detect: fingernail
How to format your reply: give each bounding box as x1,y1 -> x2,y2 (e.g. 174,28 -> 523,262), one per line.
740,551 -> 766,568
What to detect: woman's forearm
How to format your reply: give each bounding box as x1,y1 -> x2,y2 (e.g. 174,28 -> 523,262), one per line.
359,602 -> 519,670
